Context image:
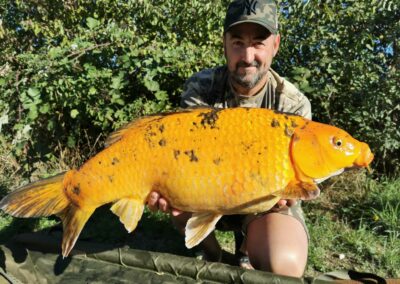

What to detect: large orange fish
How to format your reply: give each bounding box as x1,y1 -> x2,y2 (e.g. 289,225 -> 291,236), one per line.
0,108 -> 373,257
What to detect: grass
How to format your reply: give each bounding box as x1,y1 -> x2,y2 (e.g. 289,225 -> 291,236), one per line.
304,172 -> 400,278
0,143 -> 399,279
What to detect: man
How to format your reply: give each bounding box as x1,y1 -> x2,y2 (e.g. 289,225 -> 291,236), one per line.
148,0 -> 311,277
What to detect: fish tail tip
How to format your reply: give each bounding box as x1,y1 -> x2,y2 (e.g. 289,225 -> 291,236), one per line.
61,232 -> 78,258
62,245 -> 73,258
60,205 -> 94,259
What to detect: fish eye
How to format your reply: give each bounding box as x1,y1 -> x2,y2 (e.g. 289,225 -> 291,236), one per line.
333,137 -> 343,147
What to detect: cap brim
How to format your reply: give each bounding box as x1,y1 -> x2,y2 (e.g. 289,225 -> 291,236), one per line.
226,19 -> 278,34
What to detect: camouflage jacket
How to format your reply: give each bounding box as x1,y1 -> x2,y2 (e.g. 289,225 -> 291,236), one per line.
181,66 -> 312,119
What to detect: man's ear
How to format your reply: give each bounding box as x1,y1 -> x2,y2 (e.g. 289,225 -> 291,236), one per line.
223,34 -> 227,58
273,34 -> 281,57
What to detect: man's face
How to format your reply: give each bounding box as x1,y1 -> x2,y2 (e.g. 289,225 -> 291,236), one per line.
224,23 -> 280,90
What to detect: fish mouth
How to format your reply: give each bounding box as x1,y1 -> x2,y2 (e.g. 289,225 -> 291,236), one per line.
354,143 -> 374,168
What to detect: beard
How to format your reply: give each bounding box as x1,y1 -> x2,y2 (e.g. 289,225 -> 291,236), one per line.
230,61 -> 268,89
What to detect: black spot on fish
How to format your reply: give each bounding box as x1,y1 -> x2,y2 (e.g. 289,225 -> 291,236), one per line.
72,186 -> 80,196
198,109 -> 221,129
284,125 -> 294,137
213,158 -> 222,165
159,139 -> 167,147
184,150 -> 199,162
242,142 -> 253,151
159,124 -> 165,133
173,150 -> 181,160
108,176 -> 114,183
98,161 -> 102,165
271,119 -> 280,128
144,130 -> 157,148
300,122 -> 310,130
111,157 -> 120,165
145,124 -> 157,136
291,120 -> 299,128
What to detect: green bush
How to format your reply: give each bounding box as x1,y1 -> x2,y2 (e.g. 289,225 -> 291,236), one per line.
277,0 -> 399,174
0,0 -> 229,172
0,0 -> 398,175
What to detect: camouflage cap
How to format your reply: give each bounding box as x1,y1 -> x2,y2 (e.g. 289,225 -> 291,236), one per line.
224,0 -> 279,34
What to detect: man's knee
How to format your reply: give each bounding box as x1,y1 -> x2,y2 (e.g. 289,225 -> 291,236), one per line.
246,213 -> 308,277
256,252 -> 306,277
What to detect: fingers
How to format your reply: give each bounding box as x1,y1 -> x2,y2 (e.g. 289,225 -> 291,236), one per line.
276,199 -> 297,209
147,191 -> 161,212
171,208 -> 184,216
286,199 -> 297,207
147,191 -> 183,216
158,198 -> 170,212
276,199 -> 287,208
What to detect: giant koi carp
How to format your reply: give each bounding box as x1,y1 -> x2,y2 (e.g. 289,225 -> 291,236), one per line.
0,108 -> 373,257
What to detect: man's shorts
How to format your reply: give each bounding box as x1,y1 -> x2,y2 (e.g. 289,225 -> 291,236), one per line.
215,202 -> 309,239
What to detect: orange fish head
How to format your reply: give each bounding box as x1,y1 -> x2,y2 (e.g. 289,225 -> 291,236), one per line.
290,121 -> 374,183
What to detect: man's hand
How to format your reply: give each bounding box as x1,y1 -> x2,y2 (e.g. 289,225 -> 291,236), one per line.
147,191 -> 183,216
275,199 -> 297,209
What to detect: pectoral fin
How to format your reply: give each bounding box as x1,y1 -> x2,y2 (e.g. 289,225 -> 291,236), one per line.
110,198 -> 144,232
185,213 -> 223,248
283,181 -> 320,200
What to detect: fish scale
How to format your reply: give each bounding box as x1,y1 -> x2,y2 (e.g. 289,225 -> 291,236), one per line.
0,107 -> 373,256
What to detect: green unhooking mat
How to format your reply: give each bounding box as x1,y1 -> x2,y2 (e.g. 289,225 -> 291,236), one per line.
0,232 -> 390,284
0,232 -> 329,284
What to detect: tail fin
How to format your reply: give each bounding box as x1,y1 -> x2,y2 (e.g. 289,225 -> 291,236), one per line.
0,171 -> 95,257
0,172 -> 69,217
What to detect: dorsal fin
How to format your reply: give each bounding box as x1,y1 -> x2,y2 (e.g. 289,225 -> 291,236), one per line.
104,116 -> 161,147
104,107 -> 214,147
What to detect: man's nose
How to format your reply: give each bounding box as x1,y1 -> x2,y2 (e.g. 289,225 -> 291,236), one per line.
242,46 -> 255,64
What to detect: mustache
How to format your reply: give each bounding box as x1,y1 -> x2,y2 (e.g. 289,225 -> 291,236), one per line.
236,61 -> 260,69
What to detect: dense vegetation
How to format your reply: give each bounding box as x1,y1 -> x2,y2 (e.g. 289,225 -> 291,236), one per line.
0,0 -> 398,176
0,0 -> 399,279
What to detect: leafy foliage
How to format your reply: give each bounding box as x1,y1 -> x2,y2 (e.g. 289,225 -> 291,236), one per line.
277,0 -> 400,174
0,0 -> 399,174
0,0 -> 228,173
